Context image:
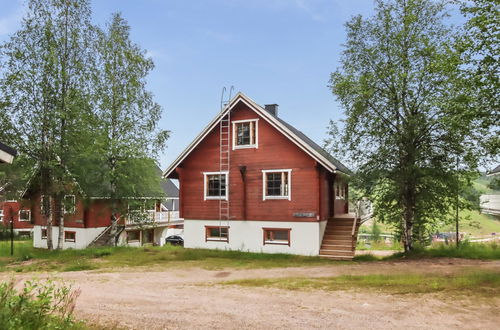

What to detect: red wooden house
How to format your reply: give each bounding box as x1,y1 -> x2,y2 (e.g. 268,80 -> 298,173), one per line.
20,168 -> 180,249
164,93 -> 359,259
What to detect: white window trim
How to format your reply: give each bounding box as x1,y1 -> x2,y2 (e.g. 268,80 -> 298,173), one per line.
203,171 -> 229,201
40,195 -> 51,213
19,209 -> 31,222
63,194 -> 76,214
232,119 -> 259,150
262,169 -> 292,201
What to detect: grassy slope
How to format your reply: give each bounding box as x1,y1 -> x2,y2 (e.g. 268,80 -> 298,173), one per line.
360,175 -> 500,238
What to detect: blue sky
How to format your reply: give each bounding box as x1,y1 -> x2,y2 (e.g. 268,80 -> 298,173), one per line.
0,0 -> 464,169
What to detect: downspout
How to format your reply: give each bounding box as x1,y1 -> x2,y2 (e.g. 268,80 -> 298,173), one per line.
316,162 -> 321,221
239,166 -> 247,220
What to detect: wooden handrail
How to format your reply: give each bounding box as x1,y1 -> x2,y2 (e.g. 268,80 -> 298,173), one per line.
351,216 -> 357,251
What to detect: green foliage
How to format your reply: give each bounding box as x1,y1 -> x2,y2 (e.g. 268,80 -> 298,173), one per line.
459,0 -> 499,155
390,241 -> 500,260
488,177 -> 500,191
371,220 -> 382,242
328,0 -> 483,251
0,279 -> 82,329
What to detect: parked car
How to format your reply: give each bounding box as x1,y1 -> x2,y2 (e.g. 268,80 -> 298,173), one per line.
165,235 -> 184,246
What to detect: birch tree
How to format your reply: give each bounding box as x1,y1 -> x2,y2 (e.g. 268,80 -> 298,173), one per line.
88,13 -> 169,244
0,0 -> 94,249
328,0 -> 480,251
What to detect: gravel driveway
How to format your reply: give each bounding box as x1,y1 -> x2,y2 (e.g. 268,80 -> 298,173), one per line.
5,259 -> 500,329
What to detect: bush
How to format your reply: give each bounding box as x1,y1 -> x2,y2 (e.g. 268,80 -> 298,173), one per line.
0,279 -> 82,329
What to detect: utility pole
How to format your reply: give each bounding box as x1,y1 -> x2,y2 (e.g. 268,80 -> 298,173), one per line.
10,206 -> 14,256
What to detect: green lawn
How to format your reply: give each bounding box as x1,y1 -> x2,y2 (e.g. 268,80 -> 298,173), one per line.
222,271 -> 500,297
0,240 -> 334,273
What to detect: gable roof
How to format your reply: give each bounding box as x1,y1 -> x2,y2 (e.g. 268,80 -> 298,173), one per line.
163,92 -> 351,177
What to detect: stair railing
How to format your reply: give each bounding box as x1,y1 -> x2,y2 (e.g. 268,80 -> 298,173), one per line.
351,216 -> 357,251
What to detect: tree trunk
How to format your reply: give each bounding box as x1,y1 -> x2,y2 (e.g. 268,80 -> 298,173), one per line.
401,187 -> 416,252
56,195 -> 64,250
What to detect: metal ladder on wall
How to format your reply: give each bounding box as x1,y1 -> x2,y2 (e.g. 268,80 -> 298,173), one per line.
219,86 -> 234,228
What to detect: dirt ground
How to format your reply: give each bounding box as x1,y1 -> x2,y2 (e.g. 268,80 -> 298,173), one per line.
4,259 -> 500,329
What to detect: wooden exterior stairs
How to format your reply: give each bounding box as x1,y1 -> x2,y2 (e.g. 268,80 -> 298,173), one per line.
319,215 -> 360,260
88,225 -> 124,247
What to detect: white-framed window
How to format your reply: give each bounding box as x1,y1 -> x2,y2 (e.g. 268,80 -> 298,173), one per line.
203,171 -> 229,200
262,169 -> 292,201
335,181 -> 346,200
0,209 -> 3,222
63,195 -> 76,214
263,228 -> 291,246
232,119 -> 258,149
40,195 -> 51,214
19,209 -> 31,222
205,226 -> 229,242
64,231 -> 76,242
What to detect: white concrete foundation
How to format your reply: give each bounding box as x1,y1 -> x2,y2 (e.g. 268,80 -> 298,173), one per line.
33,225 -> 107,249
184,219 -> 321,256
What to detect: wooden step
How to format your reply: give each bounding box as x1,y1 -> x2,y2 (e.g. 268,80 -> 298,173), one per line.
319,255 -> 354,261
321,238 -> 353,244
322,237 -> 353,244
320,243 -> 353,250
321,242 -> 352,251
319,249 -> 354,257
325,229 -> 353,235
323,234 -> 353,240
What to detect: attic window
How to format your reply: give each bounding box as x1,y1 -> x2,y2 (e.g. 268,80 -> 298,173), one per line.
232,119 -> 258,149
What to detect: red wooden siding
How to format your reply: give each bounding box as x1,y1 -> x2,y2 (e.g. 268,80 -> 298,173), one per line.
177,102 -> 347,222
24,193 -> 112,228
2,201 -> 34,229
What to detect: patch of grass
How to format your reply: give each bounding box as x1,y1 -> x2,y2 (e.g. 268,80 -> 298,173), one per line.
223,271 -> 500,296
0,240 -> 335,273
389,241 -> 500,260
352,254 -> 381,261
356,240 -> 403,251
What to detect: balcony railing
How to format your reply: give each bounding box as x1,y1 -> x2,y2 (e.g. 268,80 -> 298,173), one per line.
125,210 -> 182,226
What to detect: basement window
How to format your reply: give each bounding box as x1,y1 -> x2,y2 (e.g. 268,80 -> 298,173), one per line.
233,119 -> 258,149
64,231 -> 76,242
41,228 -> 47,239
263,228 -> 291,246
205,226 -> 229,242
262,169 -> 292,200
19,210 -> 31,222
204,172 -> 228,200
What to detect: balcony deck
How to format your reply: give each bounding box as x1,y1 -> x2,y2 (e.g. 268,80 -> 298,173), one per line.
125,211 -> 183,227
